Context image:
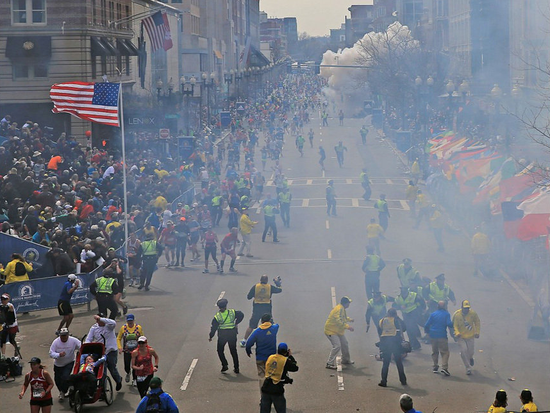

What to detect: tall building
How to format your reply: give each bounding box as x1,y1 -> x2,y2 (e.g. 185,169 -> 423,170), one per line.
345,5 -> 374,47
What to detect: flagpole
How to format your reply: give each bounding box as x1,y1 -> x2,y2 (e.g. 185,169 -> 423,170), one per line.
118,82 -> 130,261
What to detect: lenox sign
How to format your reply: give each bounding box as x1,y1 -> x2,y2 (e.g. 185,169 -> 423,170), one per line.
127,117 -> 156,125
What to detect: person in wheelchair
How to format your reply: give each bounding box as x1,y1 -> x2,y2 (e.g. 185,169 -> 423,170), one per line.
68,354 -> 105,398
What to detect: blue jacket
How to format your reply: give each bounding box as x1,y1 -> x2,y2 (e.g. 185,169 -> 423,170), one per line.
245,322 -> 279,361
135,388 -> 179,413
424,308 -> 453,339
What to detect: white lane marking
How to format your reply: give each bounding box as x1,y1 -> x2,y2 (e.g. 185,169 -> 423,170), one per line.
351,198 -> 359,207
386,178 -> 392,184
322,170 -> 326,178
307,179 -> 313,185
266,180 -> 273,186
327,249 -> 332,259
180,358 -> 198,390
215,291 -> 225,306
337,356 -> 344,391
346,179 -> 352,184
331,287 -> 337,308
301,199 -> 309,207
500,269 -> 535,307
399,200 -> 410,210
251,201 -> 260,209
287,179 -> 293,185
326,220 -> 330,230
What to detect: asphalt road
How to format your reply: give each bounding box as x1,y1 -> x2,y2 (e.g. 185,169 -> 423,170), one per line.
3,113 -> 550,413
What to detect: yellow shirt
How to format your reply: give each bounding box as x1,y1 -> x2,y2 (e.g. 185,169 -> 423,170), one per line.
239,214 -> 257,235
521,402 -> 538,412
366,223 -> 384,239
3,259 -> 33,284
324,304 -> 351,336
452,308 -> 481,339
406,185 -> 418,201
153,196 -> 168,211
471,232 -> 491,255
488,406 -> 506,413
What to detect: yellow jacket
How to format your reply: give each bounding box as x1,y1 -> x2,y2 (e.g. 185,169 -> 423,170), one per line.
3,258 -> 33,284
324,304 -> 351,336
452,308 -> 480,339
430,210 -> 445,229
240,214 -> 258,235
471,232 -> 491,255
405,185 -> 418,201
366,223 -> 384,239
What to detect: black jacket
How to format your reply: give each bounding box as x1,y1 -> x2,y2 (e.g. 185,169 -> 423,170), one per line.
261,354 -> 298,395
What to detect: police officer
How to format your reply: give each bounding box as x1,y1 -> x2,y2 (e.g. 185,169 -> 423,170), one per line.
241,275 -> 283,346
138,233 -> 163,291
374,194 -> 390,231
210,192 -> 223,227
365,291 -> 394,334
278,187 -> 292,228
397,258 -> 421,289
360,168 -> 371,200
262,196 -> 279,243
393,286 -> 426,351
423,273 -> 456,313
362,246 -> 386,299
209,299 -> 244,374
378,308 -> 407,387
89,268 -> 119,319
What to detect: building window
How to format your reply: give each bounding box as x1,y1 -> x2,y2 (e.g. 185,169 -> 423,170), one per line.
12,0 -> 46,24
172,0 -> 183,3
13,62 -> 48,79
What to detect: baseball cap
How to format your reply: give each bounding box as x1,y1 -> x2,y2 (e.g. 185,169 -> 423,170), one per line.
149,376 -> 162,388
278,342 -> 288,352
126,314 -> 135,321
138,336 -> 147,342
462,300 -> 471,308
217,298 -> 228,308
1,294 -> 9,300
59,328 -> 69,336
67,274 -> 77,282
341,296 -> 352,304
29,357 -> 41,364
435,273 -> 445,280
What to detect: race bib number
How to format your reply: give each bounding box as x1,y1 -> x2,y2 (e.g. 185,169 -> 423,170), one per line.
32,389 -> 43,398
136,375 -> 148,382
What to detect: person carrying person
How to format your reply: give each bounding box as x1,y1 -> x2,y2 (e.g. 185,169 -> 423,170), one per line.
48,328 -> 81,401
131,336 -> 159,398
135,376 -> 179,413
378,308 -> 407,387
241,275 -> 282,346
245,313 -> 279,390
117,314 -> 143,385
208,298 -> 244,374
324,296 -> 354,369
19,357 -> 54,413
260,342 -> 299,413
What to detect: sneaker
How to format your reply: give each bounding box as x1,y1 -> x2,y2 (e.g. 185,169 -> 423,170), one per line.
219,268 -> 224,273
202,269 -> 209,273
325,364 -> 337,370
132,380 -> 137,387
125,373 -> 130,383
166,263 -> 172,268
441,368 -> 450,376
466,369 -> 472,375
137,285 -> 144,290
234,368 -> 240,374
64,387 -> 73,397
116,380 -> 122,391
123,306 -> 128,315
246,254 -> 254,258
239,339 -> 246,347
273,239 -> 280,243
237,253 -> 244,256
221,366 -> 229,373
58,392 -> 64,401
144,287 -> 150,291
229,267 -> 237,272
378,381 -> 387,387
433,365 -> 439,373
341,360 -> 355,365
470,358 -> 474,366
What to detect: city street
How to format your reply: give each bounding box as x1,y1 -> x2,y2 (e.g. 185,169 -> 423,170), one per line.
3,113 -> 549,413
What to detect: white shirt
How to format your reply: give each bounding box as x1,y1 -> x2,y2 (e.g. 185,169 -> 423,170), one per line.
103,165 -> 115,179
85,318 -> 118,354
49,336 -> 81,367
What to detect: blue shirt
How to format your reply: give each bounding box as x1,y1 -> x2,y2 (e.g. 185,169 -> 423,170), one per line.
59,281 -> 74,301
424,309 -> 453,339
135,388 -> 179,413
245,323 -> 279,361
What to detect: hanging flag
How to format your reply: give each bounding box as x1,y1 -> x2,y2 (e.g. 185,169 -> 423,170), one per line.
142,11 -> 173,52
50,82 -> 120,127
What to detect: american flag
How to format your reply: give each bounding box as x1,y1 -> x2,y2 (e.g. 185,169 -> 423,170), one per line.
142,11 -> 173,52
50,82 -> 120,127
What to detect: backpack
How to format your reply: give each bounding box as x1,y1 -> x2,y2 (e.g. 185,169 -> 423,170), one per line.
145,390 -> 164,413
15,261 -> 27,277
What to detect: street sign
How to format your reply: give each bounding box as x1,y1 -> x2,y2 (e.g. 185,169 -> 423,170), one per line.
220,111 -> 231,128
159,128 -> 170,139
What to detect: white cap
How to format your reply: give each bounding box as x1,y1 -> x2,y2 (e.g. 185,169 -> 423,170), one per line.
67,274 -> 77,281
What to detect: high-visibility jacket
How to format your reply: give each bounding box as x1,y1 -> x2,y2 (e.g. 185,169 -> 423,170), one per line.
430,210 -> 444,228
368,296 -> 388,317
364,255 -> 381,272
212,196 -> 222,207
142,240 -> 159,256
416,193 -> 429,208
428,282 -> 450,302
397,264 -> 420,288
215,309 -> 236,329
96,277 -> 115,294
395,292 -> 418,313
375,199 -> 388,213
411,161 -> 420,176
265,353 -> 288,384
254,283 -> 271,304
264,205 -> 275,217
278,192 -> 291,204
406,185 -> 418,201
360,172 -> 368,183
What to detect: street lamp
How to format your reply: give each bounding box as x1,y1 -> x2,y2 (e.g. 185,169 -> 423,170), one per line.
234,70 -> 243,99
180,75 -> 196,136
202,72 -> 216,127
156,78 -> 163,101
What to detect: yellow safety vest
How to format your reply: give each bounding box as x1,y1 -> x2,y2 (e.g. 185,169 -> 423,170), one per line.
429,282 -> 450,302
212,196 -> 222,207
397,265 -> 419,288
142,240 -> 158,256
264,205 -> 275,217
360,172 -> 367,183
368,296 -> 387,316
215,309 -> 236,329
365,255 -> 381,272
379,316 -> 398,337
97,277 -> 115,294
395,292 -> 418,313
265,353 -> 287,384
375,199 -> 387,212
278,192 -> 291,203
254,283 -> 271,304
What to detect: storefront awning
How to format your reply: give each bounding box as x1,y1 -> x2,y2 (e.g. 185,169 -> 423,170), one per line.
5,36 -> 51,58
91,37 -> 119,56
213,50 -> 223,59
117,39 -> 139,56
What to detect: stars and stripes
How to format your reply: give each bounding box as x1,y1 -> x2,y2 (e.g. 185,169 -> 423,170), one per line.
50,82 -> 120,127
142,11 -> 173,52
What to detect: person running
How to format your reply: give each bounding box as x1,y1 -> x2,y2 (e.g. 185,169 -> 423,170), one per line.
127,232 -> 142,286
245,313 -> 279,390
219,227 -> 239,273
138,233 -> 163,291
203,225 -> 220,273
135,377 -> 179,413
366,218 -> 385,256
360,125 -> 368,145
452,300 -> 480,375
405,181 -> 418,218
318,146 -> 326,172
295,134 -> 305,157
19,357 -> 54,413
56,274 -> 80,335
424,301 -> 454,376
173,217 -> 189,267
48,328 -> 81,402
209,299 -> 244,374
158,221 -> 177,267
334,141 -> 347,168
308,128 -> 314,148
360,168 -> 371,200
326,180 -> 337,217
117,314 -> 143,385
362,246 -> 386,299
238,208 -> 257,257
131,336 -> 159,398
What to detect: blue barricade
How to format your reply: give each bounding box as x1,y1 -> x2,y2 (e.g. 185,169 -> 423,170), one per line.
0,232 -> 54,279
